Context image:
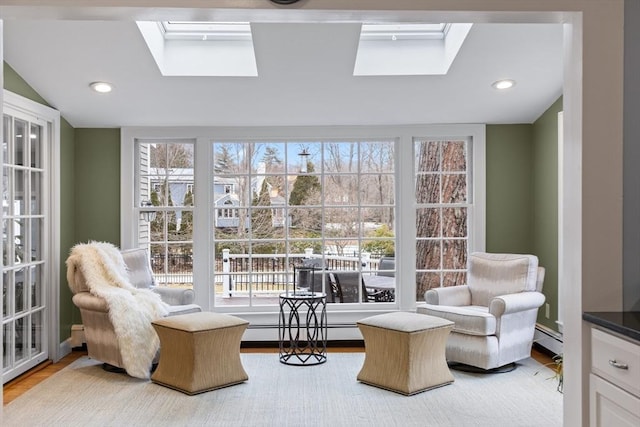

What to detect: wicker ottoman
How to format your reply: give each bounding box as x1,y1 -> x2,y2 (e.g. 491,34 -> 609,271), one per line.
356,311 -> 454,395
151,312 -> 249,395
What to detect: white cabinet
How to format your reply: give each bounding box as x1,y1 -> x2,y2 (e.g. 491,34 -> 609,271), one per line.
589,327 -> 640,427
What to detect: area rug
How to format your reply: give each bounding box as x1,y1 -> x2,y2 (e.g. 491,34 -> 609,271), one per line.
2,353 -> 562,427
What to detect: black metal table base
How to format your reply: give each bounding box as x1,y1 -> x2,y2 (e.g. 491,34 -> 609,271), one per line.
278,292 -> 327,366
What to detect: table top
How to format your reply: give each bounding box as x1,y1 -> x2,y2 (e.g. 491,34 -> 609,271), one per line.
363,275 -> 395,290
279,291 -> 326,300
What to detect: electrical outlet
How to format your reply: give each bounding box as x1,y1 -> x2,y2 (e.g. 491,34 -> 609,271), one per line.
545,303 -> 550,319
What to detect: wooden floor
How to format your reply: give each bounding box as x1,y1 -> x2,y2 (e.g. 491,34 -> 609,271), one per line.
3,344 -> 554,406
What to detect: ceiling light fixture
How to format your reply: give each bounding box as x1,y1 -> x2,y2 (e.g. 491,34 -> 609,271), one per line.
90,81 -> 113,93
492,79 -> 516,90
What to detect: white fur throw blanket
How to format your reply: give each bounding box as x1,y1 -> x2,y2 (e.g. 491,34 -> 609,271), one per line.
66,242 -> 169,379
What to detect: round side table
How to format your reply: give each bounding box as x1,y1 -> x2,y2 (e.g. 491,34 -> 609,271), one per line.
278,292 -> 327,365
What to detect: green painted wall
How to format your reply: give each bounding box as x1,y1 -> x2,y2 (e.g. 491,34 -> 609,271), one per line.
532,97 -> 562,330
74,128 -> 121,246
486,98 -> 562,333
3,62 -> 77,340
485,124 -> 534,253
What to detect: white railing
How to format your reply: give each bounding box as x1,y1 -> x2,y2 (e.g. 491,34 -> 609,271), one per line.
154,249 -> 383,297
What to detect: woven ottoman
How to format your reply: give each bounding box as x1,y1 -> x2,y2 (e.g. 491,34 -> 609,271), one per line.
356,311 -> 454,395
151,312 -> 249,395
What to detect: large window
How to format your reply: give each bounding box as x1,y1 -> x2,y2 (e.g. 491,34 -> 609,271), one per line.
415,138 -> 471,300
136,140 -> 195,287
211,140 -> 395,307
123,125 -> 485,320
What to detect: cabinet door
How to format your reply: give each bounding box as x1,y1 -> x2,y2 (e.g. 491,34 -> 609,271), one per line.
590,374 -> 640,427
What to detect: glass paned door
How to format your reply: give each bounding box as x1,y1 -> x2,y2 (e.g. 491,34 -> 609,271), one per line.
2,112 -> 48,383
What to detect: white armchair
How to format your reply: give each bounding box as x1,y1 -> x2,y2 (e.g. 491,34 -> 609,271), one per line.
416,252 -> 545,371
67,244 -> 201,377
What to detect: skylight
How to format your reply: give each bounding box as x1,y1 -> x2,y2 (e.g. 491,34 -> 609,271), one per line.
160,21 -> 253,41
359,23 -> 450,41
137,21 -> 257,77
354,23 -> 472,76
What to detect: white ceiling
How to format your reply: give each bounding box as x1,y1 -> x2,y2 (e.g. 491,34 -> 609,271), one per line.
3,20 -> 563,128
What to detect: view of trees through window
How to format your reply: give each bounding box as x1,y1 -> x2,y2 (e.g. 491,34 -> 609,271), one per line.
211,140 -> 395,305
135,134 -> 474,307
415,138 -> 470,299
137,141 -> 195,287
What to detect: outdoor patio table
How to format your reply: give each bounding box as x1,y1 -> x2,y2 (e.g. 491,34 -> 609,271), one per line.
362,275 -> 395,302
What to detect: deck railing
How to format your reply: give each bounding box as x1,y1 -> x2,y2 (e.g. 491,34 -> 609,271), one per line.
150,249 -> 384,296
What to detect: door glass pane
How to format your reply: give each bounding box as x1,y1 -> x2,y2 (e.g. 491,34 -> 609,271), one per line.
30,265 -> 42,308
2,168 -> 10,216
14,119 -> 26,166
30,123 -> 42,168
31,311 -> 42,355
2,219 -> 11,266
31,171 -> 42,215
14,317 -> 26,363
31,218 -> 41,261
2,272 -> 8,319
14,268 -> 26,313
14,218 -> 25,264
14,169 -> 25,215
3,115 -> 10,163
3,322 -> 11,369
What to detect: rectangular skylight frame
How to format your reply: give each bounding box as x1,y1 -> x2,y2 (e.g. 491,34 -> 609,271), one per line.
360,23 -> 451,41
161,21 -> 252,41
137,21 -> 257,76
354,23 -> 472,76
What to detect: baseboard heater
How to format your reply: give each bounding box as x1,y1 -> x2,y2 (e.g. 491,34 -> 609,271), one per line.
533,323 -> 563,356
244,323 -> 362,342
70,324 -> 86,348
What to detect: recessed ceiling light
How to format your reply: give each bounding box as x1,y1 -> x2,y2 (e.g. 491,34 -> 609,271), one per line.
492,79 -> 516,90
90,81 -> 113,93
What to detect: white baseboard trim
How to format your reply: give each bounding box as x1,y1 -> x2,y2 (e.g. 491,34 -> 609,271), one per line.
534,323 -> 563,355
58,339 -> 72,362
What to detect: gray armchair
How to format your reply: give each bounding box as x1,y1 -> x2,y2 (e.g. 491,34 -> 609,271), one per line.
416,252 -> 545,371
67,245 -> 200,376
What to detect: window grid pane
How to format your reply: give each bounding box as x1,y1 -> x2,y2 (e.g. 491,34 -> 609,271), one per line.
415,138 -> 470,300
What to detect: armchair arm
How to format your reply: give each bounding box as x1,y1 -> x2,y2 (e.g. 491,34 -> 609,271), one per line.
489,291 -> 546,318
151,286 -> 195,305
424,285 -> 471,306
72,292 -> 109,313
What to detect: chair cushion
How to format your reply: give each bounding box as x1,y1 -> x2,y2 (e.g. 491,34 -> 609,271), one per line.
468,253 -> 538,306
416,304 -> 496,336
121,248 -> 155,289
377,257 -> 395,277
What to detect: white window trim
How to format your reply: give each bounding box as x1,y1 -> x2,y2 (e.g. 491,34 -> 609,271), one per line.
3,89 -> 61,362
121,124 -> 485,339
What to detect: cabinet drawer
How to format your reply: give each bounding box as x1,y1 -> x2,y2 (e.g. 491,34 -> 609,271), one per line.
591,328 -> 640,398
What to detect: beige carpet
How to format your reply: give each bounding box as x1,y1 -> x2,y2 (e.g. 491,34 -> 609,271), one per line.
3,353 -> 562,427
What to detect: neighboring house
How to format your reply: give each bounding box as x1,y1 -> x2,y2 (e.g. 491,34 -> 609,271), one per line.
151,168 -> 285,229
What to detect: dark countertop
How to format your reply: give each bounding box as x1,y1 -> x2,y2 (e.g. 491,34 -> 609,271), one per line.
583,311 -> 640,342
